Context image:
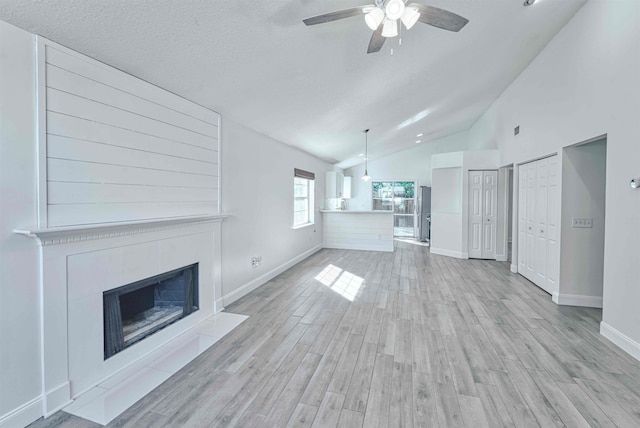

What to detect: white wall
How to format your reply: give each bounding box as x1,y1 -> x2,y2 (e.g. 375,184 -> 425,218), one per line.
468,0 -> 640,356
0,21 -> 42,427
220,119 -> 331,305
344,131 -> 471,211
430,167 -> 463,257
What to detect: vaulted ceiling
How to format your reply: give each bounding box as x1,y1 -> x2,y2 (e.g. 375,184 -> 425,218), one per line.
0,0 -> 587,167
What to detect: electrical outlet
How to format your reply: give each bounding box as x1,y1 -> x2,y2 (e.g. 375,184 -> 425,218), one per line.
251,256 -> 262,268
572,218 -> 593,228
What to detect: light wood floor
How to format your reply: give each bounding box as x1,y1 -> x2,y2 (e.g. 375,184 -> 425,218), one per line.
32,241 -> 640,427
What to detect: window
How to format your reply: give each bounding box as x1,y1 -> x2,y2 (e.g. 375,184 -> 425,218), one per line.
293,169 -> 315,227
372,181 -> 416,237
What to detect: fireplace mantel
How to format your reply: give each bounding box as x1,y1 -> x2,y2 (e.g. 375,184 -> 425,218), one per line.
14,214 -> 228,246
13,213 -> 226,416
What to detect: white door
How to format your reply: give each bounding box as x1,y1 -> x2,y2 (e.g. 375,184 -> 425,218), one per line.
534,158 -> 550,292
524,162 -> 537,282
516,155 -> 559,295
482,171 -> 498,259
518,164 -> 528,274
545,155 -> 560,293
469,171 -> 483,258
468,170 -> 498,259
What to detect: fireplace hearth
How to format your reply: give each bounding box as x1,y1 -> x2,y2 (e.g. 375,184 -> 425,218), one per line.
103,264 -> 199,359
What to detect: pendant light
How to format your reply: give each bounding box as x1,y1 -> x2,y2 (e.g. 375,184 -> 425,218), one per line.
362,129 -> 371,181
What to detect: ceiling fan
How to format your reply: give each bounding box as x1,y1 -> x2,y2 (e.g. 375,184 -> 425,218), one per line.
303,0 -> 469,54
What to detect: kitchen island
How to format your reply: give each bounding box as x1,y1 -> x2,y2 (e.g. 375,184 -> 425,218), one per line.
321,210 -> 394,252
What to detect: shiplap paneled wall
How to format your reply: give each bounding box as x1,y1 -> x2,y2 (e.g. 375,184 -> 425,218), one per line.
39,39 -> 220,227
322,212 -> 394,252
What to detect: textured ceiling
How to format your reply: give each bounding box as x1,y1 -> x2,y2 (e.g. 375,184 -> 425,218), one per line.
0,0 -> 587,167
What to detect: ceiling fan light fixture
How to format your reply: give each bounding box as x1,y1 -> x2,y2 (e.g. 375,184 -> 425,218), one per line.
365,7 -> 385,30
381,18 -> 398,38
400,6 -> 420,30
385,0 -> 406,20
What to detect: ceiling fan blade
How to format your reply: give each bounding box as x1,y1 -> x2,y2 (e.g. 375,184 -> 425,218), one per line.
410,3 -> 469,32
367,26 -> 386,54
303,6 -> 370,26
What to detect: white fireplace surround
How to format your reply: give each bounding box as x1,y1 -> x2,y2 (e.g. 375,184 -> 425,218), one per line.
15,214 -> 226,416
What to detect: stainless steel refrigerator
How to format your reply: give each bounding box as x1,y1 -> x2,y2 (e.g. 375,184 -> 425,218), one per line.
419,186 -> 431,242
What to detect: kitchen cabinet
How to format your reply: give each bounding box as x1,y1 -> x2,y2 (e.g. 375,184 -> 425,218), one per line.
326,171 -> 344,198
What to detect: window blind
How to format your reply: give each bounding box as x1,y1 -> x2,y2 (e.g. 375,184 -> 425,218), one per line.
294,168 -> 315,180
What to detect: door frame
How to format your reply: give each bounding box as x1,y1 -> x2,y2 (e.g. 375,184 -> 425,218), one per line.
468,170 -> 498,260
371,179 -> 418,238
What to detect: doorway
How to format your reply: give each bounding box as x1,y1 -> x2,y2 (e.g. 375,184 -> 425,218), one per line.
372,181 -> 417,237
557,137 -> 607,307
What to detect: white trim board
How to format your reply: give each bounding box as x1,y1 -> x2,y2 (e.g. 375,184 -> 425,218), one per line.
222,244 -> 322,307
0,396 -> 43,428
429,248 -> 469,259
600,321 -> 640,362
552,292 -> 603,308
322,243 -> 393,252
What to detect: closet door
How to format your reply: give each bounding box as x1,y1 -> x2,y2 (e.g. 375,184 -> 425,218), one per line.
468,171 -> 484,258
534,158 -> 551,292
545,155 -> 560,292
518,164 -> 528,274
516,155 -> 559,295
482,171 -> 498,259
468,170 -> 498,259
524,162 -> 537,282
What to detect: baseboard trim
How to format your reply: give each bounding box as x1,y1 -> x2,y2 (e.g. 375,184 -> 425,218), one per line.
552,292 -> 603,308
429,248 -> 468,259
510,264 -> 518,273
44,381 -> 72,417
496,254 -> 508,262
322,243 -> 393,252
600,321 -> 640,362
0,396 -> 42,428
214,298 -> 225,314
222,244 -> 322,307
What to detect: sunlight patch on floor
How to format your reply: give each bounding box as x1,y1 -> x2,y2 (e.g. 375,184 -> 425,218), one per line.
314,264 -> 343,286
315,264 -> 364,301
